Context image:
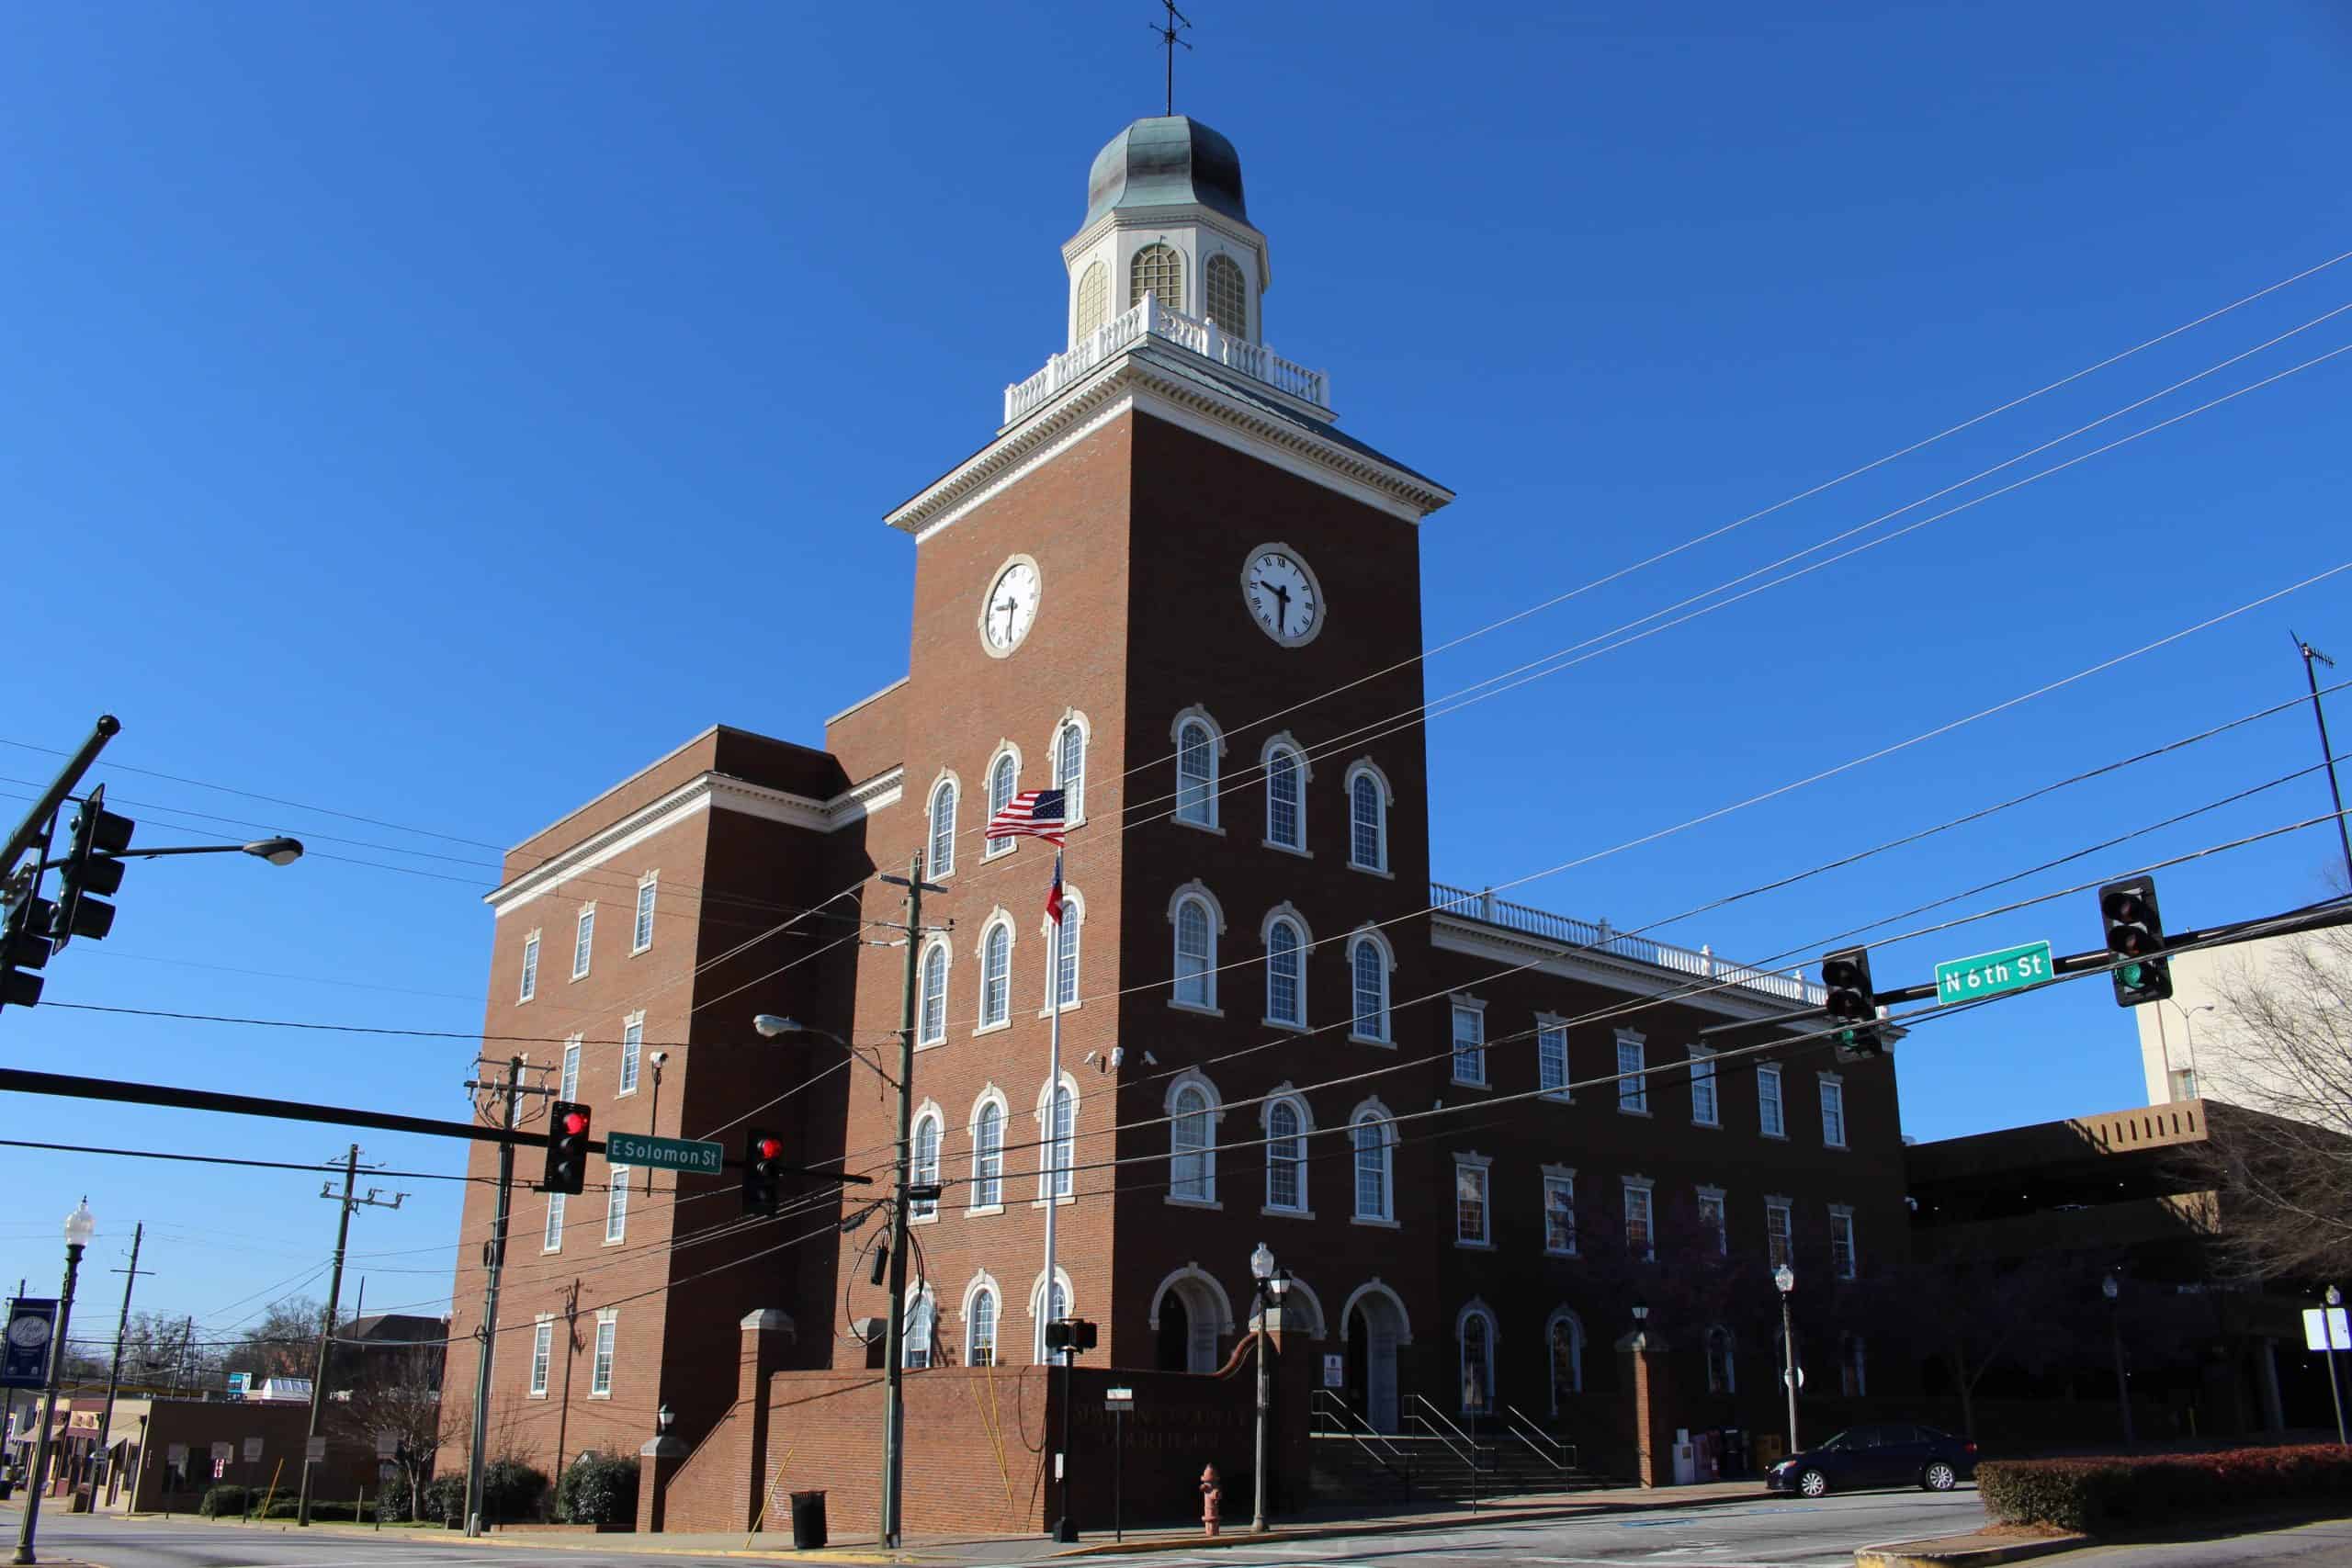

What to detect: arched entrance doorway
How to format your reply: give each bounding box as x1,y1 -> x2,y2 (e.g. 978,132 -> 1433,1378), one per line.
1341,1282 -> 1409,1433
1158,1294 -> 1192,1371
1148,1266 -> 1232,1373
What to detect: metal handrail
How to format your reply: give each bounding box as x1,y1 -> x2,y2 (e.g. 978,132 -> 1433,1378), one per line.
1310,1390 -> 1413,1494
1403,1395 -> 1484,1468
1501,1404 -> 1577,1470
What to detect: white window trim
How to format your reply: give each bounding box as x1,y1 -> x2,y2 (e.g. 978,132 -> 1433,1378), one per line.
1765,1194 -> 1795,1268
1758,1064 -> 1787,1140
1615,1030 -> 1650,1116
1453,1150 -> 1494,1249
542,1191 -> 565,1254
1167,880 -> 1227,1017
1450,994 -> 1489,1088
571,902 -> 595,981
982,740 -> 1024,861
589,1309 -> 616,1398
1260,902 -> 1313,1032
1347,927 -> 1396,1046
1696,1183 -> 1728,1255
529,1316 -> 553,1398
961,1270 -> 1004,1368
1349,1098 -> 1398,1227
1819,1071 -> 1849,1149
1536,1011 -> 1572,1101
1261,1087 -> 1314,1218
1343,759 -> 1395,877
1260,733 -> 1312,857
560,1036 -> 582,1103
1164,1069 -> 1223,1209
916,936 -> 953,1048
631,871 -> 657,954
1455,1298 -> 1498,1415
1541,1163 -> 1578,1257
1051,709 -> 1091,829
1037,886 -> 1084,1017
1689,1045 -> 1720,1128
976,910 -> 1016,1034
910,1101 -> 945,1225
1545,1307 -> 1586,1405
1035,1073 -> 1079,1205
926,770 -> 961,880
1623,1174 -> 1657,1262
967,1085 -> 1009,1215
616,1010 -> 645,1099
1028,1269 -> 1078,1364
1830,1202 -> 1859,1279
1170,705 -> 1227,834
604,1164 -> 629,1246
518,930 -> 540,1003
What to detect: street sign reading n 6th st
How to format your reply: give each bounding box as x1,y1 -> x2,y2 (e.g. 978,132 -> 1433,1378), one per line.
1935,940 -> 2054,1005
605,1130 -> 724,1174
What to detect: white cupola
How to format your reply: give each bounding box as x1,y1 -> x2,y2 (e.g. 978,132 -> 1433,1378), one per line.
1062,116 -> 1270,349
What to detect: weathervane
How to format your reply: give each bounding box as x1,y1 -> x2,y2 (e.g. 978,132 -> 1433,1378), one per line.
1149,0 -> 1192,116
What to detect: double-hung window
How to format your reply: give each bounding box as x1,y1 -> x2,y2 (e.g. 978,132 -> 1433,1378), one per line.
971,1101 -> 1003,1209
986,752 -> 1018,856
918,942 -> 948,1044
1044,1085 -> 1074,1199
1175,719 -> 1218,828
1543,1170 -> 1577,1255
1623,1179 -> 1655,1261
1690,1048 -> 1718,1126
560,1037 -> 582,1101
529,1320 -> 552,1396
572,905 -> 594,979
1617,1035 -> 1648,1113
1265,745 -> 1303,851
1352,1113 -> 1392,1223
1266,918 -> 1305,1026
1454,1157 -> 1491,1246
1266,1099 -> 1306,1212
1539,1020 -> 1570,1099
1452,1000 -> 1487,1086
519,931 -> 539,1002
912,1114 -> 942,1219
590,1312 -> 616,1397
979,922 -> 1011,1029
1830,1205 -> 1858,1278
1820,1076 -> 1848,1148
1173,896 -> 1216,1010
1758,1066 -> 1786,1137
632,873 -> 656,953
543,1192 -> 566,1252
1765,1198 -> 1793,1268
619,1014 -> 642,1096
1697,1187 -> 1727,1254
605,1166 -> 629,1244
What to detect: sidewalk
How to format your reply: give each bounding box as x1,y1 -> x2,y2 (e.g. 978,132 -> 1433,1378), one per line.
99,1479 -> 1772,1562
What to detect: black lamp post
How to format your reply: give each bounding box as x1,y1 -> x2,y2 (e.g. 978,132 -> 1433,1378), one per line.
12,1199 -> 95,1567
2102,1273 -> 2133,1447
1249,1243 -> 1291,1534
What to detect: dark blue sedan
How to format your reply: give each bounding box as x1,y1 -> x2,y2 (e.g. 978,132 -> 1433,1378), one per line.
1765,1423 -> 1978,1496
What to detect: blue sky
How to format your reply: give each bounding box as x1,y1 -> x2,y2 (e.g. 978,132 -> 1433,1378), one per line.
3,2 -> 2349,1329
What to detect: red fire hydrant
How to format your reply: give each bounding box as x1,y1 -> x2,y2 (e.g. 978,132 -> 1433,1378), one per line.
1200,1464 -> 1223,1536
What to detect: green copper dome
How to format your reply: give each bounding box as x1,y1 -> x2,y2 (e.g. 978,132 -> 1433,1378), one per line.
1083,117 -> 1249,230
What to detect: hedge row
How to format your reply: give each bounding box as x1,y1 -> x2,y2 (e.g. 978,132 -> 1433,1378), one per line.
1979,1445 -> 2352,1532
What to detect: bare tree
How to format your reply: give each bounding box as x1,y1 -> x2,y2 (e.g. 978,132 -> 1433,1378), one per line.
1864,1248 -> 2086,1439
331,1366 -> 453,1518
232,1294 -> 327,1382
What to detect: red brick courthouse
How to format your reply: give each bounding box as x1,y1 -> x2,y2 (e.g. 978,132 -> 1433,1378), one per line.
438,116 -> 1908,1534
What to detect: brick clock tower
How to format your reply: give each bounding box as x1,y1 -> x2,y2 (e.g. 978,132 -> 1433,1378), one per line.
837,110 -> 1453,1398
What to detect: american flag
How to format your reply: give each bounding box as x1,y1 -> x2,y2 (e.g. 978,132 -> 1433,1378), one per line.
1045,852 -> 1065,926
985,787 -> 1067,845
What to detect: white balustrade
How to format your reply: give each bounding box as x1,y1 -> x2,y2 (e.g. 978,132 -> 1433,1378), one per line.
1004,293 -> 1332,425
1429,882 -> 1825,1006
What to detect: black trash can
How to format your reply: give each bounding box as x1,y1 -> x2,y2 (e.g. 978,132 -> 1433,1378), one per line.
788,1489 -> 827,1550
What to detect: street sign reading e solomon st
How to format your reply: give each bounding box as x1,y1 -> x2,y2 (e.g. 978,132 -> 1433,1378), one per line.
1934,940 -> 2054,1005
605,1130 -> 725,1174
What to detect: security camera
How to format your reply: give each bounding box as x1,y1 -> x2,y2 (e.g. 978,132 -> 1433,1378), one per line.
650,1051 -> 669,1066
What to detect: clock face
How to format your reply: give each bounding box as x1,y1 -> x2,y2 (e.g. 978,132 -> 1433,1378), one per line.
1242,547 -> 1324,647
6,1315 -> 51,1349
978,557 -> 1041,657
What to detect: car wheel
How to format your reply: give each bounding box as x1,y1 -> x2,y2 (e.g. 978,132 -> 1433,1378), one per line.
1798,1468 -> 1829,1498
1922,1461 -> 1957,1492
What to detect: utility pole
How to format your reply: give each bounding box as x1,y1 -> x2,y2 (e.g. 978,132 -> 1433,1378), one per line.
462,1056 -> 544,1538
91,1224 -> 151,1500
875,852 -> 943,1552
2292,634 -> 2352,889
299,1146 -> 404,1526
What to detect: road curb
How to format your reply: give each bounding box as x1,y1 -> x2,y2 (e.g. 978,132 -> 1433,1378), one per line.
1854,1536 -> 2085,1568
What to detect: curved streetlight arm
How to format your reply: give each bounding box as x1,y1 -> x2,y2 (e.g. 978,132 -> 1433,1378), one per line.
752,1015 -> 902,1090
34,839 -> 305,868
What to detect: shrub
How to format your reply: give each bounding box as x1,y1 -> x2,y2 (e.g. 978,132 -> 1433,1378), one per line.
420,1475 -> 467,1524
482,1458 -> 549,1522
1980,1445 -> 2352,1532
198,1484 -> 250,1519
554,1452 -> 639,1527
375,1486 -> 413,1524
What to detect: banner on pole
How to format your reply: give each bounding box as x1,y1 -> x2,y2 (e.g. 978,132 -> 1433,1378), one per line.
1,1299 -> 58,1389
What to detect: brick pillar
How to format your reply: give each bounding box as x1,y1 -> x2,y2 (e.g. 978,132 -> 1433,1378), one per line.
637,1430 -> 687,1534
1614,1328 -> 1671,1487
738,1309 -> 797,1532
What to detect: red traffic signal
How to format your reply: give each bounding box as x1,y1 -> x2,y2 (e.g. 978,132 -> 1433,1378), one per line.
544,1100 -> 592,1195
742,1127 -> 784,1215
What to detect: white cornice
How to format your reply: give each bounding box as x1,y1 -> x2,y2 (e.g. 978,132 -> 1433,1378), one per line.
487,766 -> 903,919
886,353 -> 1452,541
1430,913 -> 1809,1027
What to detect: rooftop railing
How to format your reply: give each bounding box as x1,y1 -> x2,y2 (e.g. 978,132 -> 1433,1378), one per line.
1004,292 -> 1332,426
1430,881 -> 1824,1006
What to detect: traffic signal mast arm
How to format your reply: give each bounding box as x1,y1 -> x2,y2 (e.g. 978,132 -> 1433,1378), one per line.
0,1066 -> 871,1183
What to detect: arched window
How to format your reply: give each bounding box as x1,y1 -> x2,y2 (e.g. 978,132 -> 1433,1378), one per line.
918,942 -> 949,1045
1547,1311 -> 1585,1408
1706,1326 -> 1736,1394
1266,1098 -> 1306,1212
1040,1081 -> 1075,1199
1841,1334 -> 1867,1397
905,1290 -> 935,1370
979,919 -> 1012,1029
986,750 -> 1019,856
1458,1304 -> 1496,1415
1131,243 -> 1183,310
1205,253 -> 1247,337
1170,1081 -> 1215,1202
1347,764 -> 1389,873
967,1286 -> 998,1368
1350,931 -> 1391,1042
1074,262 -> 1108,339
1352,1110 -> 1393,1222
927,779 -> 957,877
1054,716 -> 1087,826
1046,888 -> 1081,1010
1265,916 -> 1305,1027
1174,896 -> 1216,1009
970,1098 -> 1003,1209
1175,716 -> 1219,827
1265,744 -> 1303,850
911,1111 -> 942,1220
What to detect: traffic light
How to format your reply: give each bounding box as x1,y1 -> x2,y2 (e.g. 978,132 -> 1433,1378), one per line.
1821,946 -> 1885,1056
742,1128 -> 784,1215
50,788 -> 133,953
2099,877 -> 2174,1007
544,1101 -> 592,1195
2,895 -> 57,1010
1043,1318 -> 1097,1355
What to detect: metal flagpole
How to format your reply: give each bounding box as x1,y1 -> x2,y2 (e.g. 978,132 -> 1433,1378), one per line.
1043,852 -> 1068,1540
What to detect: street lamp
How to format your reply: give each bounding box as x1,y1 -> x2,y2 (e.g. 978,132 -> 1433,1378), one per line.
2324,1288 -> 2348,1447
13,1199 -> 96,1566
1248,1244 -> 1291,1534
2161,1001 -> 2215,1100
83,837 -> 305,865
753,1012 -> 916,1550
2102,1272 -> 2133,1448
1773,1264 -> 1799,1458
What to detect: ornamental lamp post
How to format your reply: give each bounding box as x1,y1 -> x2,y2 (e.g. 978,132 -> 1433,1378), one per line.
2102,1272 -> 2133,1448
12,1199 -> 95,1567
2324,1288 -> 2348,1448
1248,1243 -> 1291,1534
1773,1264 -> 1799,1458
